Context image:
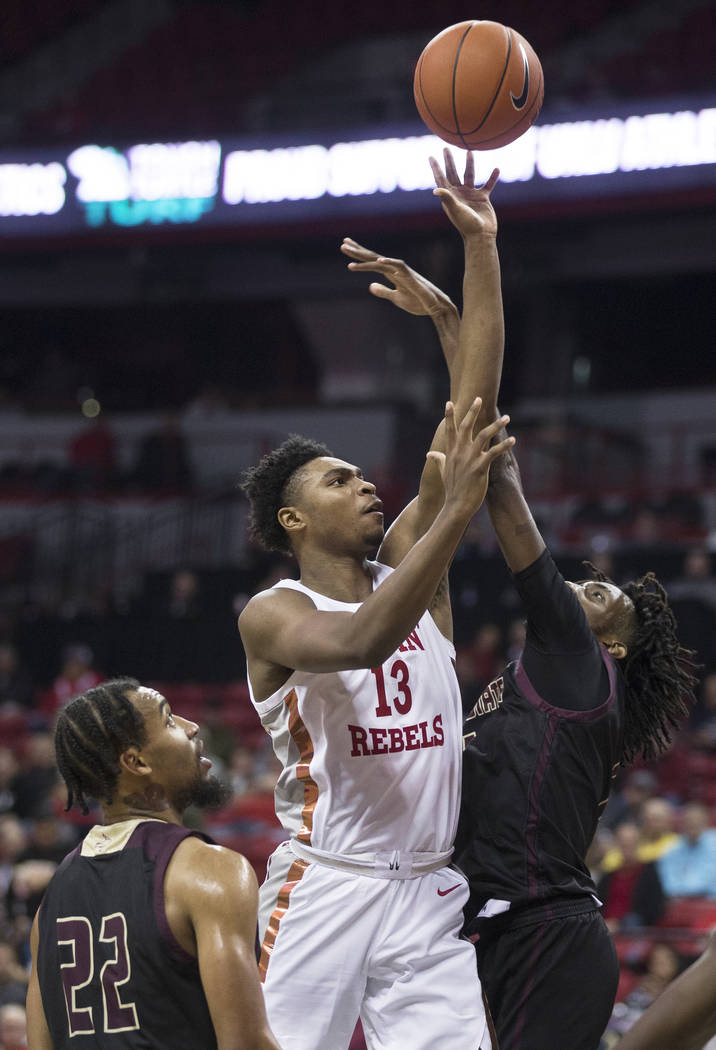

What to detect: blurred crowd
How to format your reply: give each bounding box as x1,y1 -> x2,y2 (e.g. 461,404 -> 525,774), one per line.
0,525 -> 716,1045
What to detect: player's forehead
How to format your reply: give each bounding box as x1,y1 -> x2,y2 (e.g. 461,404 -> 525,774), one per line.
302,456 -> 362,481
131,686 -> 167,720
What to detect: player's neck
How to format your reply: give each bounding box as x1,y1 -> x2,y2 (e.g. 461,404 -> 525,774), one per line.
103,787 -> 183,827
298,551 -> 375,603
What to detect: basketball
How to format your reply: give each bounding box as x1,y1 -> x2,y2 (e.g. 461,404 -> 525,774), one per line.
413,20 -> 544,150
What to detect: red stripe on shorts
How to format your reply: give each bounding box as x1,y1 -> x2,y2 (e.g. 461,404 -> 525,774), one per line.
258,858 -> 309,982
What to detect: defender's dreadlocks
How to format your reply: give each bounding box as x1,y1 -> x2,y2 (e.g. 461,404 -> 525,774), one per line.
585,562 -> 698,765
55,677 -> 146,814
241,434 -> 333,553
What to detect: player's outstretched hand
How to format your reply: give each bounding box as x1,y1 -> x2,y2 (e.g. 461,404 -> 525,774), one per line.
430,148 -> 499,238
341,238 -> 459,321
428,398 -> 514,516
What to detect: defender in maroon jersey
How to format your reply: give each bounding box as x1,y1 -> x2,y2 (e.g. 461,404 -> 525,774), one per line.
27,678 -> 281,1050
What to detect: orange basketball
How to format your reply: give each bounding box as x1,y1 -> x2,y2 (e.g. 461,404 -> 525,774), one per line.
413,20 -> 544,150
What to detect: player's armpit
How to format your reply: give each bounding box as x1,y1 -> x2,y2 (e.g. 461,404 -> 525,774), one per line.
171,841 -> 281,1050
27,914 -> 54,1050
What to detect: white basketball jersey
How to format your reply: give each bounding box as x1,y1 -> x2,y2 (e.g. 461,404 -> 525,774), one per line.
247,561 -> 463,855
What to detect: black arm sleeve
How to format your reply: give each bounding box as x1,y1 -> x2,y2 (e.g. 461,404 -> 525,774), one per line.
512,548 -> 612,712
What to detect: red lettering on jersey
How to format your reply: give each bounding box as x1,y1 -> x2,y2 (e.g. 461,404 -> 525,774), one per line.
404,724 -> 421,750
369,727 -> 389,754
398,627 -> 424,653
348,724 -> 369,757
387,727 -> 405,752
418,720 -> 435,748
349,718 -> 445,756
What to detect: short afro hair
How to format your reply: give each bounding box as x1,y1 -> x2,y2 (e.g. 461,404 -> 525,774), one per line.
241,434 -> 333,552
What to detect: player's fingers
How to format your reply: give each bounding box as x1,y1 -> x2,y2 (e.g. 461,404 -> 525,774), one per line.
368,282 -> 396,301
481,167 -> 500,194
443,147 -> 460,184
425,450 -> 446,478
444,401 -> 457,442
477,414 -> 511,446
484,434 -> 516,463
429,155 -> 447,187
457,397 -> 483,434
341,242 -> 379,260
464,151 -> 475,186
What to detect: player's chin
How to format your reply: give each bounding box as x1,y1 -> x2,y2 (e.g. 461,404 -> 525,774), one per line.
364,523 -> 385,547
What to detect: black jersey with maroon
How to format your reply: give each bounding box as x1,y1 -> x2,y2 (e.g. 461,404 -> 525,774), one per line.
455,549 -> 626,926
37,819 -> 218,1049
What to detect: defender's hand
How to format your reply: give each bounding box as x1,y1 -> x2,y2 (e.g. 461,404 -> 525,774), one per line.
341,238 -> 459,320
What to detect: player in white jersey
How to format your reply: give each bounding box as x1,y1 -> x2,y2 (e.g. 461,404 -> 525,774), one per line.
239,153 -> 506,1050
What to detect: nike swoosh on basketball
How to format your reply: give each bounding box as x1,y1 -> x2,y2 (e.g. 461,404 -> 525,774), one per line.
510,42 -> 530,109
437,883 -> 462,897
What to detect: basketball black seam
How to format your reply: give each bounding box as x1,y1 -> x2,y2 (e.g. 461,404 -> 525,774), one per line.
417,51 -> 459,136
452,23 -> 475,144
460,23 -> 513,146
472,61 -> 543,148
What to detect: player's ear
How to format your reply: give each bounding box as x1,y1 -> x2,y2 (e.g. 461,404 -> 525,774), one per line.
119,747 -> 151,777
277,506 -> 306,539
604,639 -> 627,661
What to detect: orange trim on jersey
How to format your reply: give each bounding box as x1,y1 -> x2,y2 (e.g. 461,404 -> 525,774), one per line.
258,858 -> 309,981
284,688 -> 318,845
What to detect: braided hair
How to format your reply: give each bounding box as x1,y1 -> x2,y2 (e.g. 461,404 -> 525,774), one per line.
241,434 -> 332,553
585,562 -> 698,765
55,677 -> 146,814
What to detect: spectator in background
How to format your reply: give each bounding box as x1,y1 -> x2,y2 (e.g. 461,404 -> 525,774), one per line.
0,1002 -> 26,1050
0,943 -> 26,1008
503,615 -> 526,664
600,942 -> 683,1048
0,755 -> 15,820
690,671 -> 716,751
597,822 -> 666,932
68,415 -> 117,491
167,569 -> 203,620
602,798 -> 678,872
601,769 -> 659,832
47,643 -> 102,712
455,621 -> 503,694
637,797 -> 680,864
17,811 -> 70,866
0,643 -> 32,713
9,734 -> 58,822
667,548 -> 716,670
132,412 -> 194,491
657,802 -> 716,899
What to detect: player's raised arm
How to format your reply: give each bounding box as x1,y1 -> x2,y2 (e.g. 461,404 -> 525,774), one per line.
168,840 -> 282,1050
26,914 -> 53,1050
342,151 -> 505,573
430,149 -> 504,427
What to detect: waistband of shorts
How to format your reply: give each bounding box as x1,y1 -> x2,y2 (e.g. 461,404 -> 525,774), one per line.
289,838 -> 453,879
466,895 -> 600,937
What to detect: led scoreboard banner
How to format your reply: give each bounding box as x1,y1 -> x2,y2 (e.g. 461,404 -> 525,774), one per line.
1,99 -> 715,239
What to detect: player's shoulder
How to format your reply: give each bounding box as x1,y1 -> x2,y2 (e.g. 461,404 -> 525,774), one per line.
239,583 -> 316,639
169,836 -> 258,901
